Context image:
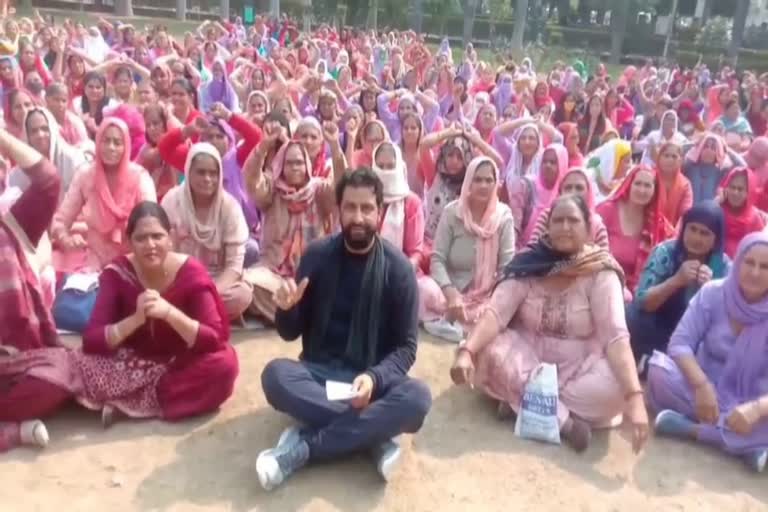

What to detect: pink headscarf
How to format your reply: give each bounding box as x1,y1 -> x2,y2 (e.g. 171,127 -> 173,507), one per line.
523,143 -> 569,242
556,167 -> 596,210
459,156 -> 505,298
686,132 -> 729,167
744,136 -> 768,185
107,104 -> 146,161
89,117 -> 143,244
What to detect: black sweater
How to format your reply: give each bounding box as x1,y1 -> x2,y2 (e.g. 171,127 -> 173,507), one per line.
275,234 -> 419,393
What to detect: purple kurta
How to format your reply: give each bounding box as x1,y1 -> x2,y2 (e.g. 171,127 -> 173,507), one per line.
647,279 -> 768,455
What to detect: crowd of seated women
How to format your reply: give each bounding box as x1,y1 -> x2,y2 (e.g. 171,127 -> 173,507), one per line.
1,14 -> 768,480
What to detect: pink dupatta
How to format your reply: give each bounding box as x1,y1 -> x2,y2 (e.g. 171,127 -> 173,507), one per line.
89,117 -> 142,245
459,156 -> 505,304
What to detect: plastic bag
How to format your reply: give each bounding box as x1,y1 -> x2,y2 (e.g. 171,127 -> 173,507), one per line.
514,363 -> 561,445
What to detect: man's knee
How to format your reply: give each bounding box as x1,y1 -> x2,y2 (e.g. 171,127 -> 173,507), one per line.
261,358 -> 300,407
395,378 -> 433,430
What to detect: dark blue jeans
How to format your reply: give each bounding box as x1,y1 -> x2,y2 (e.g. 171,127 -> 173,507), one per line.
261,358 -> 432,461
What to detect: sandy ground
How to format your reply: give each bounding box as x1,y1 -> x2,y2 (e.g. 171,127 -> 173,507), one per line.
1,330 -> 767,512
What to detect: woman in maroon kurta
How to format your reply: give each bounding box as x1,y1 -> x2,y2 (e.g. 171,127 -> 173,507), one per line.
0,202 -> 238,452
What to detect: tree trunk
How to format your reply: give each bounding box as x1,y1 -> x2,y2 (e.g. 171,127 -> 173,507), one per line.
270,0 -> 281,18
346,0 -> 365,26
302,0 -> 312,32
609,0 -> 629,65
412,0 -> 424,32
576,0 -> 589,23
463,0 -> 477,46
557,0 -> 569,25
368,0 -> 379,31
114,0 -> 133,17
662,0 -> 679,59
728,0 -> 750,61
176,0 -> 187,21
512,0 -> 529,51
220,0 -> 230,20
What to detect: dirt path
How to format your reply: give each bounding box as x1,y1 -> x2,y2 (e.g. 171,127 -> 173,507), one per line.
2,331 -> 766,511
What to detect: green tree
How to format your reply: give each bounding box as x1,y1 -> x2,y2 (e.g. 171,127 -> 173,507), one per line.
488,0 -> 512,39
425,0 -> 460,36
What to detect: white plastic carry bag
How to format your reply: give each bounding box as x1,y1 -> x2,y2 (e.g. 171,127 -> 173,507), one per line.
514,363 -> 561,445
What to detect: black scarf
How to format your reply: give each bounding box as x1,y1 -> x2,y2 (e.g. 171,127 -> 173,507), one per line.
499,237 -> 573,282
310,235 -> 387,370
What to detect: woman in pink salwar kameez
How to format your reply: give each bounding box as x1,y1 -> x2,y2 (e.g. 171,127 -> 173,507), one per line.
0,202 -> 238,452
450,194 -> 649,453
51,117 -> 156,272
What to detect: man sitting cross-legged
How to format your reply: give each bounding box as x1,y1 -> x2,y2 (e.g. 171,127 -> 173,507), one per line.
256,168 -> 432,491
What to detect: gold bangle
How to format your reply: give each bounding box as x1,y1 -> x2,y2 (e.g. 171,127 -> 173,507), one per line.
624,389 -> 644,401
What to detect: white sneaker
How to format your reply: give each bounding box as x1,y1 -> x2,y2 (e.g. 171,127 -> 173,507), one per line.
277,425 -> 302,449
20,420 -> 49,447
255,427 -> 309,491
372,439 -> 401,482
423,319 -> 464,343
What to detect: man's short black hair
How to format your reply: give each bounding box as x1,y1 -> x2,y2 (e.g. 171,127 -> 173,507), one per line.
335,167 -> 384,208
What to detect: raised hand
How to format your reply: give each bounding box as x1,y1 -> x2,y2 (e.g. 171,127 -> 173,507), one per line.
322,120 -> 340,143
273,277 -> 309,311
210,102 -> 232,121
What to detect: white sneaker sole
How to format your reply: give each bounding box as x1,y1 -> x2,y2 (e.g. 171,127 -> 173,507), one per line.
255,449 -> 282,491
376,448 -> 401,482
20,420 -> 49,448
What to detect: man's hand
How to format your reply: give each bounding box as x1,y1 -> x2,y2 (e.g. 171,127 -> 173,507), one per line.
350,373 -> 374,409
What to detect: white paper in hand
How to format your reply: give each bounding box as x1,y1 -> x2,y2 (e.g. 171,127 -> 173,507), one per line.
325,380 -> 356,401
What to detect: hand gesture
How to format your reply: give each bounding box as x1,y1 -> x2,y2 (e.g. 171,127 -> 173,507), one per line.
263,123 -> 286,147
446,298 -> 468,324
345,115 -> 360,136
273,277 -> 309,311
61,233 -> 88,250
50,36 -> 62,53
82,114 -> 97,133
193,116 -> 211,133
726,401 -> 761,436
696,264 -> 713,286
693,380 -> 719,424
210,102 -> 232,121
350,373 -> 374,409
450,348 -> 475,387
322,120 -> 339,143
143,289 -> 173,320
625,393 -> 650,453
675,260 -> 701,287
134,290 -> 151,323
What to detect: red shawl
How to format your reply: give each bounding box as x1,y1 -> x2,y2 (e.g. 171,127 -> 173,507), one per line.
721,167 -> 766,258
599,165 -> 672,291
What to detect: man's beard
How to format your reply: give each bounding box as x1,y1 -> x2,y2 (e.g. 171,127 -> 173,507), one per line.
342,223 -> 377,251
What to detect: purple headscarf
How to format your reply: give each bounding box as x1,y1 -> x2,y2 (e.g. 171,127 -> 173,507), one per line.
720,232 -> 768,411
493,73 -> 515,117
200,58 -> 238,113
212,117 -> 260,231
